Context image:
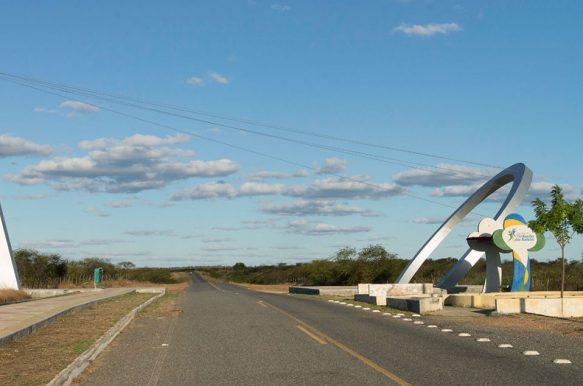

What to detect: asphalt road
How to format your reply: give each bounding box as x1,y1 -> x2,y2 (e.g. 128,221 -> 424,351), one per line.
81,274 -> 583,385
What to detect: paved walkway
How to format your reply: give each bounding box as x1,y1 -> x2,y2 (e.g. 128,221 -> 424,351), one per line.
0,288 -> 133,344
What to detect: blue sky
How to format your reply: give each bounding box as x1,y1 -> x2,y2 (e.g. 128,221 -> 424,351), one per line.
1,1 -> 582,267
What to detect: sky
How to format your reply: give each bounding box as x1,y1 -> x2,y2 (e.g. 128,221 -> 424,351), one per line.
0,1 -> 582,268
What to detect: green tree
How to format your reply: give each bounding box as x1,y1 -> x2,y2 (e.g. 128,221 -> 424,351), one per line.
117,261 -> 136,269
529,185 -> 583,298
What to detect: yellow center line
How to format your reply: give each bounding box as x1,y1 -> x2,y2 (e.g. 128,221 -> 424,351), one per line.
263,300 -> 411,386
296,324 -> 327,345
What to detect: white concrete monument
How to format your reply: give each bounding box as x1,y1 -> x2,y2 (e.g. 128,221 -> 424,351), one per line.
466,218 -> 505,293
396,163 -> 532,291
0,204 -> 20,289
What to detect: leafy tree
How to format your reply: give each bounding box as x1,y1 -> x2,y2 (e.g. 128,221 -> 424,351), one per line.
529,185 -> 583,298
233,262 -> 247,271
117,261 -> 136,269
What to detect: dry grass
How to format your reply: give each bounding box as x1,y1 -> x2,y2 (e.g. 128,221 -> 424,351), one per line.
429,311 -> 583,338
57,272 -> 190,292
0,289 -> 31,305
0,292 -> 154,386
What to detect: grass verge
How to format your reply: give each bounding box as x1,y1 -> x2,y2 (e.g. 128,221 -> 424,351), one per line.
0,292 -> 154,386
0,289 -> 31,305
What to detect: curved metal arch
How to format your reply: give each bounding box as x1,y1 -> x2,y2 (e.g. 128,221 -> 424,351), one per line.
395,163 -> 532,290
0,203 -> 20,289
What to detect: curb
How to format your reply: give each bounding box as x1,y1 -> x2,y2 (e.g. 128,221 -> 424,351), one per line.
0,289 -> 133,346
47,288 -> 166,386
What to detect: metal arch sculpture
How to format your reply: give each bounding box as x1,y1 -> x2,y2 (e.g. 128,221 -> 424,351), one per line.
0,203 -> 20,289
395,163 -> 532,290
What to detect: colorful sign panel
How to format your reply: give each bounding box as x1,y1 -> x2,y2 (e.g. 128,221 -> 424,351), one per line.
493,214 -> 545,291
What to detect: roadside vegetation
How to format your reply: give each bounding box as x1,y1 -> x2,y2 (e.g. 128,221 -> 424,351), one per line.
0,292 -> 154,386
0,289 -> 31,305
199,244 -> 583,292
14,249 -> 181,288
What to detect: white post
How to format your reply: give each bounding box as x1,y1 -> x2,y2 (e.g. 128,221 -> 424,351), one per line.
0,204 -> 20,289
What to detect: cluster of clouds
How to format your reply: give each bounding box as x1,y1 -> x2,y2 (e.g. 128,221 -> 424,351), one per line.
170,176 -> 403,202
4,132 -> 582,242
5,133 -> 239,193
394,163 -> 578,202
286,219 -> 371,235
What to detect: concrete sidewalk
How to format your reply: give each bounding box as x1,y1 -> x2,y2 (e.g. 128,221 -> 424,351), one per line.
0,288 -> 133,345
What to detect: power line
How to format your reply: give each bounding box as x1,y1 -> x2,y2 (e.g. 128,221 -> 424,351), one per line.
1,76 -> 494,217
0,72 -> 528,204
0,72 -> 511,190
0,71 -> 503,173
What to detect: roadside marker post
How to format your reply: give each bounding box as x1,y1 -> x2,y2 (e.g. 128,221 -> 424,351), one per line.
94,267 -> 103,289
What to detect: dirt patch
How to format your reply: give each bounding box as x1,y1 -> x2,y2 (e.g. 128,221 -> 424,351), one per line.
0,289 -> 31,305
425,311 -> 583,338
0,292 -> 154,386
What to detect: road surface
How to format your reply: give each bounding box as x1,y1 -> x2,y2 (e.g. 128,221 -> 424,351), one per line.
81,274 -> 583,385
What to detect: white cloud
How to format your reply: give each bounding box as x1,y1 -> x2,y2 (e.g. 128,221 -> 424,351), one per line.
79,133 -> 190,149
171,181 -> 238,200
271,3 -> 291,12
172,175 -> 404,202
315,158 -> 347,175
8,134 -> 239,193
286,219 -> 371,235
425,171 -> 580,203
173,174 -> 403,203
262,199 -> 375,217
431,184 -> 482,197
239,182 -> 288,196
60,100 -> 100,113
209,71 -> 229,85
248,168 -> 308,181
0,135 -> 52,158
187,77 -> 205,86
394,164 -> 492,187
33,107 -> 58,114
393,22 -> 462,37
307,176 -> 404,199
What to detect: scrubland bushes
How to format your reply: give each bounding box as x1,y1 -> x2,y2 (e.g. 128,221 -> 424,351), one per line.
14,249 -> 177,288
200,244 -> 583,291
